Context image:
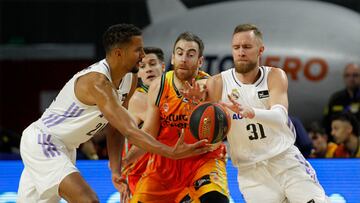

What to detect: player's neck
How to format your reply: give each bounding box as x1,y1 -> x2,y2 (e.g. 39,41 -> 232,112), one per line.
105,57 -> 129,87
235,67 -> 261,84
173,71 -> 197,90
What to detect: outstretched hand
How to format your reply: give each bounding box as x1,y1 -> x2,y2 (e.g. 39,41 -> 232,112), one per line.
171,129 -> 211,159
111,173 -> 130,203
180,78 -> 207,104
219,95 -> 255,119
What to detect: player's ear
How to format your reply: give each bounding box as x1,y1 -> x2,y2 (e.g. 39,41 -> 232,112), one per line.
258,45 -> 264,57
197,56 -> 204,68
113,47 -> 123,57
161,62 -> 165,72
171,53 -> 175,65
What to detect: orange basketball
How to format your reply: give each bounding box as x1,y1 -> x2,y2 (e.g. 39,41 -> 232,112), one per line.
189,102 -> 231,143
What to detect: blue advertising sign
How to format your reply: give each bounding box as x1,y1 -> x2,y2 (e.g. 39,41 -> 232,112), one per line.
0,159 -> 359,202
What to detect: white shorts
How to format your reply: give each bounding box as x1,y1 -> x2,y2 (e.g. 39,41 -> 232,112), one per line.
17,123 -> 78,202
236,146 -> 329,203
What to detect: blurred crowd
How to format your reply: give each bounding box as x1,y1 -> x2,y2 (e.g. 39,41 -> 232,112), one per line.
1,63 -> 359,160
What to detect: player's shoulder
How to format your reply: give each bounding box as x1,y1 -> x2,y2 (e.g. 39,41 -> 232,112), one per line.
129,90 -> 147,110
147,75 -> 163,95
130,90 -> 147,103
77,71 -> 110,90
266,66 -> 285,74
267,66 -> 287,80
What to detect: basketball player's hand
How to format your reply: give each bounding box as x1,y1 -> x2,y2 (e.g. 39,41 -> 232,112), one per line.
180,78 -> 207,105
172,129 -> 211,159
220,95 -> 255,119
121,160 -> 134,175
209,141 -> 223,152
111,173 -> 130,203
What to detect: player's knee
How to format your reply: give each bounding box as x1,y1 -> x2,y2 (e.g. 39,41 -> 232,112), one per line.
199,191 -> 229,203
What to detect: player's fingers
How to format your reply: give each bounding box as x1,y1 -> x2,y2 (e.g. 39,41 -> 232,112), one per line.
184,80 -> 192,89
191,139 -> 209,149
219,102 -> 236,112
227,94 -> 240,106
178,128 -> 185,144
193,146 -> 211,155
192,78 -> 196,86
209,142 -> 222,151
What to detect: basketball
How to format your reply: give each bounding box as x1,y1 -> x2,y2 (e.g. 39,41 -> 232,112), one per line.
189,102 -> 231,143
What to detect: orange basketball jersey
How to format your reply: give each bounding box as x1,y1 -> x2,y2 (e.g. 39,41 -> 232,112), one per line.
142,70 -> 226,189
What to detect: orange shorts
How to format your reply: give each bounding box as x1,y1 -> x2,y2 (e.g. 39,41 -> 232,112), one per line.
130,159 -> 229,203
127,153 -> 150,194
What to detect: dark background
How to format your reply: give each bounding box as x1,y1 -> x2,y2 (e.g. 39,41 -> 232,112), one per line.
0,0 -> 360,136
1,0 -> 360,51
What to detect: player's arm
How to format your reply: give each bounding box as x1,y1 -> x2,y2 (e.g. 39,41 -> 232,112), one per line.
128,91 -> 143,126
254,67 -> 289,126
206,74 -> 223,102
106,73 -> 137,175
76,72 -> 209,162
222,68 -> 289,128
123,77 -> 162,166
241,68 -> 289,126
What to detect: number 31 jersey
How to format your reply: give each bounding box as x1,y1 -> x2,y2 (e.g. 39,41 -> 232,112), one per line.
221,67 -> 296,167
34,59 -> 133,149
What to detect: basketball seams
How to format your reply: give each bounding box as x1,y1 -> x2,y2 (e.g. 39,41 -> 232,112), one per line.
189,102 -> 230,144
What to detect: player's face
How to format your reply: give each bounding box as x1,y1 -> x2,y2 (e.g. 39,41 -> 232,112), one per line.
232,31 -> 264,74
123,36 -> 145,73
331,120 -> 352,144
172,40 -> 203,81
310,132 -> 327,153
343,64 -> 360,90
138,53 -> 164,86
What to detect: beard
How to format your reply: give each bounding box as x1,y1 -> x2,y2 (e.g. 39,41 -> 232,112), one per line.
174,68 -> 196,82
234,60 -> 257,74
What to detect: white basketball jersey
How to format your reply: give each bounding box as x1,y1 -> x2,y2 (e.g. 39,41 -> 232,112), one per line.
221,67 -> 296,166
33,59 -> 133,149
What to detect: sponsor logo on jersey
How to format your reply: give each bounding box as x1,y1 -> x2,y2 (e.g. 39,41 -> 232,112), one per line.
231,89 -> 240,100
257,90 -> 269,99
232,113 -> 243,120
194,175 -> 211,191
162,103 -> 169,112
163,114 -> 189,128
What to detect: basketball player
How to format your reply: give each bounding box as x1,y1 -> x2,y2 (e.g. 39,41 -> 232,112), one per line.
121,47 -> 165,200
17,24 -> 210,203
204,24 -> 329,203
128,32 -> 229,203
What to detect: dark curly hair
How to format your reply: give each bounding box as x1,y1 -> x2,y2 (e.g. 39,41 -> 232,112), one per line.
332,112 -> 359,136
102,24 -> 142,54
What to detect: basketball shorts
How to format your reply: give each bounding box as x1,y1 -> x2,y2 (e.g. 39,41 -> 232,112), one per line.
131,159 -> 229,203
127,153 -> 150,194
17,123 -> 78,202
236,146 -> 330,203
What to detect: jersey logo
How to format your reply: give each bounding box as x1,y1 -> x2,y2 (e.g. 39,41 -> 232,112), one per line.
232,113 -> 243,120
231,89 -> 240,100
257,90 -> 269,99
194,175 -> 211,191
162,103 -> 169,112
